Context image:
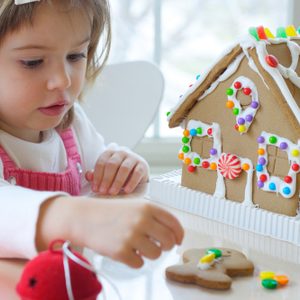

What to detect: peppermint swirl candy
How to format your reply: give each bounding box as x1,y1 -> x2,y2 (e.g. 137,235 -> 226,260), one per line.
218,153 -> 242,179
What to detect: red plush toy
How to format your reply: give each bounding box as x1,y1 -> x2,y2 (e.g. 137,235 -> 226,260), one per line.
16,240 -> 102,300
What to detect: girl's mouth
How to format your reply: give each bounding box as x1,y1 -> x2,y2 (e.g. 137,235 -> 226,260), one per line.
39,102 -> 67,116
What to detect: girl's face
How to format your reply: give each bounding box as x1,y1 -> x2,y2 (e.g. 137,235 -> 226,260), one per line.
0,2 -> 92,142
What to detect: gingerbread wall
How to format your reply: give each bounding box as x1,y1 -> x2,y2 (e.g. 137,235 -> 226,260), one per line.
181,52 -> 299,216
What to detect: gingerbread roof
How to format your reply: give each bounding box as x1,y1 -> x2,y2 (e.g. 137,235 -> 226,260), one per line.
167,26 -> 300,136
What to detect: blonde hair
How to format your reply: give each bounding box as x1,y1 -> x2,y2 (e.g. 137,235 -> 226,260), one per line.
0,0 -> 111,128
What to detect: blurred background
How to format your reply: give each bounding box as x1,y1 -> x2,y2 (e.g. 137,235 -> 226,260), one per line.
106,0 -> 298,174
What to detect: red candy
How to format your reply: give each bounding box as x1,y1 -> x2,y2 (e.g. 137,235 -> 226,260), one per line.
207,128 -> 213,136
243,87 -> 252,95
234,81 -> 242,89
202,161 -> 210,169
257,26 -> 268,40
292,163 -> 299,172
265,55 -> 279,68
260,174 -> 268,182
188,165 -> 196,173
284,176 -> 292,183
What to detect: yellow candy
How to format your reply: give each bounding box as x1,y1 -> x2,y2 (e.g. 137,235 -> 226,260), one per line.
291,149 -> 299,157
238,125 -> 246,133
286,25 -> 297,37
264,27 -> 275,39
200,253 -> 215,264
260,271 -> 275,280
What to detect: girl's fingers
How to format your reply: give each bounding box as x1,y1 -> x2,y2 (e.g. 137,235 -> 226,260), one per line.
151,206 -> 184,245
114,248 -> 144,269
92,150 -> 114,192
144,220 -> 177,251
133,235 -> 162,260
98,151 -> 127,194
108,158 -> 137,195
123,163 -> 148,194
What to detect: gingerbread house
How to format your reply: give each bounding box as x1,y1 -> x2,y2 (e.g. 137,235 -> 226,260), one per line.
167,26 -> 300,217
150,26 -> 300,244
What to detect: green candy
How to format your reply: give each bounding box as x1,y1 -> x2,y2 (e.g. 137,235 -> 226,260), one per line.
226,88 -> 234,96
196,127 -> 203,135
269,136 -> 277,144
249,27 -> 259,41
276,27 -> 287,38
193,157 -> 200,165
206,248 -> 222,258
262,279 -> 278,289
182,137 -> 189,144
182,145 -> 190,153
233,108 -> 239,115
166,111 -> 171,117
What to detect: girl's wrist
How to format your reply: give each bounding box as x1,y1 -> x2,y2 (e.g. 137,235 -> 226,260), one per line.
35,195 -> 80,252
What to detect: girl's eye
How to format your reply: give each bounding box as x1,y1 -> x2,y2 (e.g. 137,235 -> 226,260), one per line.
67,53 -> 87,62
21,59 -> 43,69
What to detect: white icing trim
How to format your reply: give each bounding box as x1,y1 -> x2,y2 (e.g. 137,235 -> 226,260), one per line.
179,120 -> 255,205
256,131 -> 300,198
169,35 -> 300,125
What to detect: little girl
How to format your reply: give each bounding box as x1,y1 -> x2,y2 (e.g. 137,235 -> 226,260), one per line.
0,0 -> 183,268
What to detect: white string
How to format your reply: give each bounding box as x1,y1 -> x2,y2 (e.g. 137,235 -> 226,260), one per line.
62,241 -> 122,300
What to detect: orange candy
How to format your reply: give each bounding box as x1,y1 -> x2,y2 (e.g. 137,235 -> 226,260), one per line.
274,275 -> 289,286
210,162 -> 217,170
257,148 -> 265,155
184,158 -> 191,165
183,129 -> 190,137
226,100 -> 234,109
242,163 -> 250,171
178,153 -> 184,160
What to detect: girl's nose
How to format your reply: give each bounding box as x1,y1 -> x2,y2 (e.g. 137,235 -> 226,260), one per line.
47,63 -> 71,90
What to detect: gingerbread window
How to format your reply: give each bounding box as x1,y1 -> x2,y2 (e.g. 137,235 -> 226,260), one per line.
256,131 -> 300,198
178,120 -> 221,173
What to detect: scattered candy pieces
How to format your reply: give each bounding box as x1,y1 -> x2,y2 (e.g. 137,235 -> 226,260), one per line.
262,278 -> 278,289
260,271 -> 289,290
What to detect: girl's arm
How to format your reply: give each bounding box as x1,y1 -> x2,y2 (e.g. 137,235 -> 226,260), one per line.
36,195 -> 184,268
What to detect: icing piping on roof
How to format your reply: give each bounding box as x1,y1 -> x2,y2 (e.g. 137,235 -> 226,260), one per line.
168,31 -> 300,126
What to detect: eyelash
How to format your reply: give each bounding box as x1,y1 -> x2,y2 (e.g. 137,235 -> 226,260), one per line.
20,53 -> 87,69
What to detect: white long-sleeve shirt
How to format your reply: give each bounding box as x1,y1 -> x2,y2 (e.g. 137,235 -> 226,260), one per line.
0,103 -> 116,259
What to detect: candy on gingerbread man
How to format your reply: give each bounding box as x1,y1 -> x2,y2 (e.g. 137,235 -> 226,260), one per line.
166,247 -> 254,290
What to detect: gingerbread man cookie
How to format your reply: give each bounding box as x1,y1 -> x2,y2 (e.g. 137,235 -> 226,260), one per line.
166,248 -> 254,290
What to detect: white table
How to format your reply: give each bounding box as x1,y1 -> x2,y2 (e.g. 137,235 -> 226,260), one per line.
95,204 -> 300,300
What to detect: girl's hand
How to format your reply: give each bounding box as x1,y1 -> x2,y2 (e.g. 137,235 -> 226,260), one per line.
74,199 -> 184,268
85,149 -> 149,195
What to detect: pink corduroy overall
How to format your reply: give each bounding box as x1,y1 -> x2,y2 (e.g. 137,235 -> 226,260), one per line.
0,128 -> 82,196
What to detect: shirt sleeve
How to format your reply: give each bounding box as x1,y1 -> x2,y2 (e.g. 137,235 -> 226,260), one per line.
0,183 -> 67,259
